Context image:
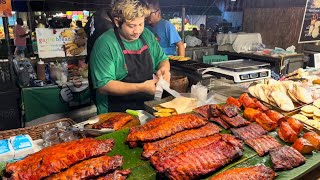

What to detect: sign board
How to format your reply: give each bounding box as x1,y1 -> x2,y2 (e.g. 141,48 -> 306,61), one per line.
299,0 -> 320,43
0,0 -> 12,17
36,28 -> 87,58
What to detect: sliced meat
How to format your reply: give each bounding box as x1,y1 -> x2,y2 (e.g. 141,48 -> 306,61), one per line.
211,165 -> 276,180
142,123 -> 221,158
230,123 -> 268,140
221,104 -> 239,117
245,135 -> 282,156
269,146 -> 305,171
210,117 -> 231,129
221,114 -> 250,128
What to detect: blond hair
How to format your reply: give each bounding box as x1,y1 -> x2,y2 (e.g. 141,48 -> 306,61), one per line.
112,0 -> 150,23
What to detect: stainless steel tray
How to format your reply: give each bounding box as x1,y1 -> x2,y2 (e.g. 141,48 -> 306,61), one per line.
211,59 -> 270,72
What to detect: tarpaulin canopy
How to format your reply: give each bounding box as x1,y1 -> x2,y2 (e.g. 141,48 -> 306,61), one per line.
12,0 -> 221,16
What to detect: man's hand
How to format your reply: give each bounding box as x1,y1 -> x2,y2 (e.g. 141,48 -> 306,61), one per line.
141,79 -> 157,95
156,60 -> 170,83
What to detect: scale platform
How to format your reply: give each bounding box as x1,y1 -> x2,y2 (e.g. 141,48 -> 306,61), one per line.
198,59 -> 271,83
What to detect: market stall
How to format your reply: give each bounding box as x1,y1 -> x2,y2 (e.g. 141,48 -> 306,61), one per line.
15,26 -> 91,124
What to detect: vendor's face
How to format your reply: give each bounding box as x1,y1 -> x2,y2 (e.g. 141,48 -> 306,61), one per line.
146,8 -> 160,26
118,17 -> 145,41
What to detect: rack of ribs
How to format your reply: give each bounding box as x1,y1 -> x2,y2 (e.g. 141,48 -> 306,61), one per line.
211,165 -> 276,180
220,114 -> 250,128
142,123 -> 220,158
97,169 -> 131,180
5,138 -> 114,180
46,155 -> 124,179
153,134 -> 243,179
92,114 -> 134,130
269,146 -> 305,170
209,117 -> 231,129
231,123 -> 268,140
126,114 -> 207,143
193,104 -> 211,119
245,135 -> 282,156
150,134 -> 235,168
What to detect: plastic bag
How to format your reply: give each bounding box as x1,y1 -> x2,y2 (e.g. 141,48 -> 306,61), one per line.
185,35 -> 202,47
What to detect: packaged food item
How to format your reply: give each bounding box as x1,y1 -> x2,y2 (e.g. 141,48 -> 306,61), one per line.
0,139 -> 14,162
10,135 -> 34,160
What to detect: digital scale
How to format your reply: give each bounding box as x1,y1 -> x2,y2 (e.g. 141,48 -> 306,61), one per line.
170,59 -> 271,83
200,59 -> 271,83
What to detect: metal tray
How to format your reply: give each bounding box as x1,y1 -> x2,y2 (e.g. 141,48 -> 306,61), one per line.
211,59 -> 270,72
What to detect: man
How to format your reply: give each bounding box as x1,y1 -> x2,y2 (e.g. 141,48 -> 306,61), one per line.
90,0 -> 170,114
145,0 -> 185,56
199,23 -> 207,46
13,18 -> 29,55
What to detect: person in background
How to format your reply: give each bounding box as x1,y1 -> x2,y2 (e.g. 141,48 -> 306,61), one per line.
145,0 -> 185,56
199,23 -> 207,46
76,20 -> 83,28
84,8 -> 114,105
13,18 -> 29,56
192,27 -> 199,38
90,0 -> 170,114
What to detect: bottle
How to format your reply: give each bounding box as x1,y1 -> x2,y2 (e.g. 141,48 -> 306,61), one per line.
37,59 -> 46,81
49,62 -> 57,81
60,60 -> 68,84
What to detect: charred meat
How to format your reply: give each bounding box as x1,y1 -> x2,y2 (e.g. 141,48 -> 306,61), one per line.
269,146 -> 305,171
209,117 -> 231,129
211,165 -> 276,180
245,135 -> 282,156
230,123 -> 268,140
220,114 -> 250,128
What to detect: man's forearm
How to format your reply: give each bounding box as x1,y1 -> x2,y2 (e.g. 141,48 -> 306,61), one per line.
157,60 -> 170,71
97,80 -> 144,96
176,41 -> 185,56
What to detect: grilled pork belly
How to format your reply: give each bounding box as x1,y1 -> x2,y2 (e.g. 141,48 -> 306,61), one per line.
220,114 -> 250,128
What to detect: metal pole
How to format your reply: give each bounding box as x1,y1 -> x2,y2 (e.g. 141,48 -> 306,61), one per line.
3,17 -> 12,59
27,0 -> 34,57
181,6 -> 185,43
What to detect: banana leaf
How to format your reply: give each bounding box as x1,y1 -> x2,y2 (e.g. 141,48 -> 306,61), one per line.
1,124 -> 320,179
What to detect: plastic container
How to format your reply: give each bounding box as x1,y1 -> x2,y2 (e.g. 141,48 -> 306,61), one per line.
37,59 -> 46,81
60,60 -> 68,84
49,62 -> 57,81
